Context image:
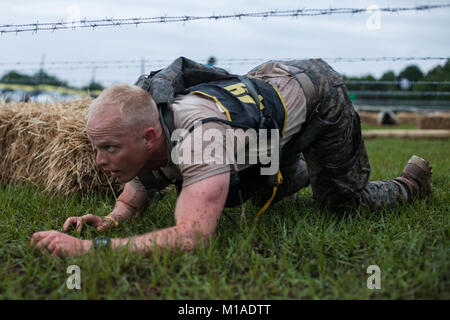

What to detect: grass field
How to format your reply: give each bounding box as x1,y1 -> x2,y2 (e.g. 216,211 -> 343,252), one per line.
0,138 -> 448,299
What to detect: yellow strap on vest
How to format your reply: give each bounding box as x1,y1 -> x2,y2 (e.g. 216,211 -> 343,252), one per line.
255,170 -> 283,220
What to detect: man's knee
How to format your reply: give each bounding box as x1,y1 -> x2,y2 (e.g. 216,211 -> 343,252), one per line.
252,154 -> 310,206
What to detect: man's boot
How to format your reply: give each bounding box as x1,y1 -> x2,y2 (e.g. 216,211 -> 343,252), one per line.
393,155 -> 433,200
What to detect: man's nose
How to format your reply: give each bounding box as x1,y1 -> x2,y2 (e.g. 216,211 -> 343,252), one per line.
96,150 -> 108,166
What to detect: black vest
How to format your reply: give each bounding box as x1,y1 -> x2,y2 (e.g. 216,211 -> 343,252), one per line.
183,77 -> 286,134
135,57 -> 286,207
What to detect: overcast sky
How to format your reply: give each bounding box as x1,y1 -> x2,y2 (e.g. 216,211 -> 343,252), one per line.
0,0 -> 449,87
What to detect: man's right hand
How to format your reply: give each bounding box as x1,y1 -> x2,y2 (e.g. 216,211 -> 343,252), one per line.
63,214 -> 115,233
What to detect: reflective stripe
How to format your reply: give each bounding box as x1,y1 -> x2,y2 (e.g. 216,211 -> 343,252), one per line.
190,90 -> 232,121
255,170 -> 284,219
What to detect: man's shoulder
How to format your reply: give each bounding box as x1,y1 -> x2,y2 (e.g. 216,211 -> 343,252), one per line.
171,92 -> 229,132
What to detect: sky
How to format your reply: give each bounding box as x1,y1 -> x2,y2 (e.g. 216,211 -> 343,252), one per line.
0,0 -> 449,87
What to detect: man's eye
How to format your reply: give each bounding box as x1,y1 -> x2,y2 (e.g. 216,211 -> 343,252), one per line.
105,146 -> 115,152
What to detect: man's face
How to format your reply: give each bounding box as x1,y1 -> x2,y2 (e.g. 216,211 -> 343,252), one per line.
87,111 -> 148,183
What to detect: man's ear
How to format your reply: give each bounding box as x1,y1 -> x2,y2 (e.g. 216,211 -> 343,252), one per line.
142,127 -> 157,151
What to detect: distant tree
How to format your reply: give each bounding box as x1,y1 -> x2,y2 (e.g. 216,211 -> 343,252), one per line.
32,70 -> 69,87
343,74 -> 377,90
380,70 -> 396,81
418,59 -> 450,91
398,65 -> 424,82
82,82 -> 104,91
1,71 -> 34,84
379,70 -> 396,90
0,70 -> 69,88
341,61 -> 449,101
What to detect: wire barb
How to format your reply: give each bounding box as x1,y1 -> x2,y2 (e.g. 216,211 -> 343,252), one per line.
0,4 -> 449,34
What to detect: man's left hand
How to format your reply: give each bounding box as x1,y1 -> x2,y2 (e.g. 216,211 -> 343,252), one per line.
30,230 -> 92,257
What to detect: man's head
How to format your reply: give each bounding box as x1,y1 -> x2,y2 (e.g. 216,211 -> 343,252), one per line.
87,83 -> 167,183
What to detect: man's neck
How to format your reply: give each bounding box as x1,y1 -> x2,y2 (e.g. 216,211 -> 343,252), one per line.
148,130 -> 169,169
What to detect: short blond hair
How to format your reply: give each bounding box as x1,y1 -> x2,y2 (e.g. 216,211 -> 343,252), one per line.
88,83 -> 159,131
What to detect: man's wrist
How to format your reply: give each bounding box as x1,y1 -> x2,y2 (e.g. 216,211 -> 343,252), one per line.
82,239 -> 93,253
112,201 -> 138,221
104,216 -> 119,227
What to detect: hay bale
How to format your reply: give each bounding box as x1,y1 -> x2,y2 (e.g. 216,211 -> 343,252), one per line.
0,99 -> 122,196
358,111 -> 379,125
419,113 -> 450,129
396,112 -> 422,125
358,111 -> 399,126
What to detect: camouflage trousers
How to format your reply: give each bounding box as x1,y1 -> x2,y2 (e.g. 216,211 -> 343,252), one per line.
255,59 -> 410,212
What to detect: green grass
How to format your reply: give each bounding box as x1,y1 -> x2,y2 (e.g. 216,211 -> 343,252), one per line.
0,138 -> 448,299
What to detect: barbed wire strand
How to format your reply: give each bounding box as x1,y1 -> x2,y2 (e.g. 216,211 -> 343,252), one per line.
346,80 -> 450,85
2,82 -> 449,97
350,90 -> 450,96
0,56 -> 448,68
1,5 -> 450,34
2,78 -> 450,87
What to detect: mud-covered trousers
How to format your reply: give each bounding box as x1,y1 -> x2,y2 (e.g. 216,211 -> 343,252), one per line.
258,59 -> 410,212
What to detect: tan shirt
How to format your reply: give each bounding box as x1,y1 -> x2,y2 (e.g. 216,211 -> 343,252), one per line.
130,61 -> 307,191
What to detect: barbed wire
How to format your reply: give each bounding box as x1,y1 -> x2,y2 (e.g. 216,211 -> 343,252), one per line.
0,57 -> 448,69
0,59 -> 171,66
351,90 -> 450,96
2,80 -> 449,96
322,57 -> 450,62
2,78 -> 449,86
1,4 -> 450,34
1,57 -> 449,87
346,80 -> 450,85
0,64 -> 162,71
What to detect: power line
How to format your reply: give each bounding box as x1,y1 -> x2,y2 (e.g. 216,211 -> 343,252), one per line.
1,4 -> 450,34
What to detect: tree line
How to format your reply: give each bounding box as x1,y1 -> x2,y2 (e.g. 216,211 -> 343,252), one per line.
1,59 -> 449,95
0,70 -> 104,91
343,59 -> 450,93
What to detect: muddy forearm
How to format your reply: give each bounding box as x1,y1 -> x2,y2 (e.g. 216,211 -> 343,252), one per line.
111,223 -> 209,254
108,183 -> 149,222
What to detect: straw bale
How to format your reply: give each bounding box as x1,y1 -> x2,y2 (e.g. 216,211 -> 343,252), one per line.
0,99 -> 122,196
358,111 -> 378,125
419,113 -> 450,130
358,111 -> 399,126
396,112 -> 422,125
